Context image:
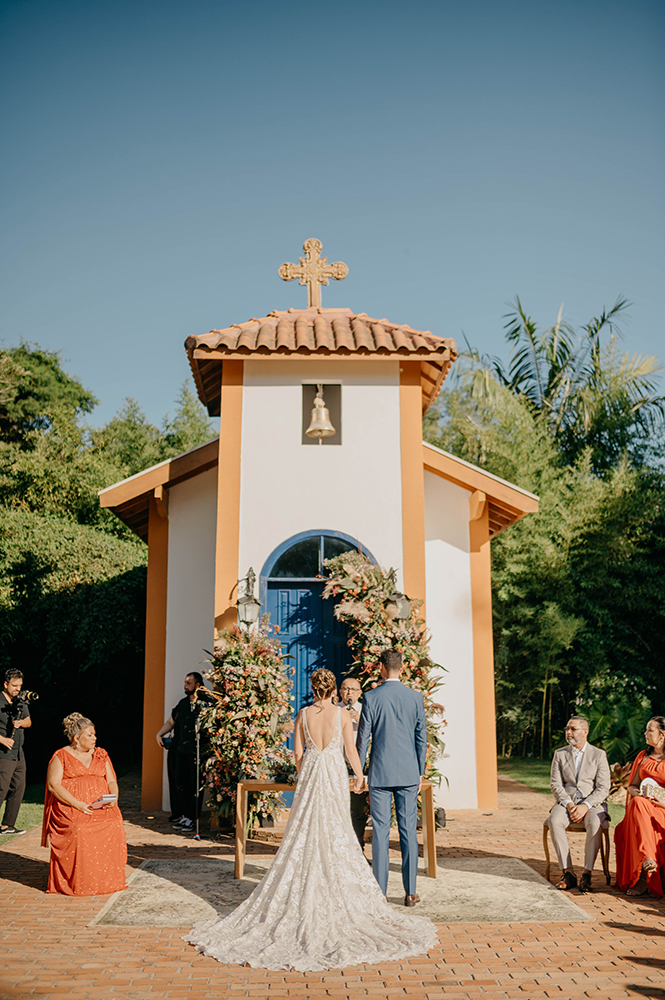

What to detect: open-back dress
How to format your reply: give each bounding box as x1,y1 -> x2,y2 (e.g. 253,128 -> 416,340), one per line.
185,706 -> 437,971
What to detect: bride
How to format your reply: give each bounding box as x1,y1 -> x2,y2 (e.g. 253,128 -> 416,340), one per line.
185,668 -> 438,971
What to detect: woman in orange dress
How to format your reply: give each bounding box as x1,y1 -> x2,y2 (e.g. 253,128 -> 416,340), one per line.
614,716 -> 665,897
41,712 -> 127,896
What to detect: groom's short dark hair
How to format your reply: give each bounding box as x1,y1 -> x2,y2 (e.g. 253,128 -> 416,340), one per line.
379,649 -> 402,674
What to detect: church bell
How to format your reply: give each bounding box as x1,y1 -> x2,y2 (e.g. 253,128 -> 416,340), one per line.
305,384 -> 336,443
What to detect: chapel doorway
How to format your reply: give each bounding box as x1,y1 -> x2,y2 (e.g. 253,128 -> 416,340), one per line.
262,531 -> 374,748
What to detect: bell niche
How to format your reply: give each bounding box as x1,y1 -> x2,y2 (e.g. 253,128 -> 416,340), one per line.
301,383 -> 342,446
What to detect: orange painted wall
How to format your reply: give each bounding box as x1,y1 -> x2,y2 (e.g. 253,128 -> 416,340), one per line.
141,497 -> 169,811
214,360 -> 244,632
399,362 -> 427,607
469,499 -> 498,809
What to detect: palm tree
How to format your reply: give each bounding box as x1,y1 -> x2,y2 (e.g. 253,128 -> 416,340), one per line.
486,296 -> 664,470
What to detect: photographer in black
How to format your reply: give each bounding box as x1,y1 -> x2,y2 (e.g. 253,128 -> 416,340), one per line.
0,668 -> 33,836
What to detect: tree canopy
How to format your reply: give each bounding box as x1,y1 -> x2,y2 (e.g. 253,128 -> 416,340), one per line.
425,299 -> 665,761
0,343 -> 216,771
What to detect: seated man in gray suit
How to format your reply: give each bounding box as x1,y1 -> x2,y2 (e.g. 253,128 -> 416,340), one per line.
356,648 -> 427,907
547,715 -> 611,893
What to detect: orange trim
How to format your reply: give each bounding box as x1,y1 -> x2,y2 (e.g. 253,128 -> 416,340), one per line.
422,444 -> 538,513
215,361 -> 244,631
99,439 -> 219,509
469,499 -> 498,809
400,362 -> 427,610
141,497 -> 168,811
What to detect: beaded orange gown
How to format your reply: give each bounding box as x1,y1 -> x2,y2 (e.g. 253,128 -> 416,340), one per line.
614,750 -> 665,897
41,747 -> 127,896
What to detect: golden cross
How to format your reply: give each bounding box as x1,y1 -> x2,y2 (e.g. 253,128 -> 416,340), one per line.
278,239 -> 348,308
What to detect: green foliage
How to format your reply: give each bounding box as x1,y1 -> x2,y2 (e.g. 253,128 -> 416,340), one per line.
162,383 -> 216,457
90,398 -> 164,477
0,342 -> 216,774
200,620 -> 294,831
0,343 -> 97,446
0,507 -> 147,770
426,298 -> 665,763
492,297 -> 665,471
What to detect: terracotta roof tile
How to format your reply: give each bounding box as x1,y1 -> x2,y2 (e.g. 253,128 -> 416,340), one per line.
185,307 -> 457,415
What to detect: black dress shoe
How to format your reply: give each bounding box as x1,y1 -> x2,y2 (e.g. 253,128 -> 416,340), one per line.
578,872 -> 592,893
555,871 -> 578,891
404,893 -> 420,906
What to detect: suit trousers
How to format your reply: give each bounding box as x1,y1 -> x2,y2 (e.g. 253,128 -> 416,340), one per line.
546,802 -> 607,872
369,784 -> 419,896
0,757 -> 26,829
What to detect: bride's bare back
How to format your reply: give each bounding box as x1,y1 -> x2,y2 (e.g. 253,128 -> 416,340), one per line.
303,702 -> 340,751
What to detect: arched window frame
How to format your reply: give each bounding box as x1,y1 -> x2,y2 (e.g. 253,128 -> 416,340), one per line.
259,529 -> 376,608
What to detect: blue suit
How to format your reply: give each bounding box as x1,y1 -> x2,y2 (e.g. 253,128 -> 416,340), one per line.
356,680 -> 427,896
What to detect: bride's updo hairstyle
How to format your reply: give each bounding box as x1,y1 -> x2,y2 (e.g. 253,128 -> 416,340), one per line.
63,712 -> 94,744
310,669 -> 338,703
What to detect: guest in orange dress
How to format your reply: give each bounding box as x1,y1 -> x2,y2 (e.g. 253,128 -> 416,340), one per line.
41,712 -> 127,896
614,716 -> 665,897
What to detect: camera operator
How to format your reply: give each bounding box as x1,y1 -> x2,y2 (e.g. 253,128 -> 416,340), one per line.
0,668 -> 32,836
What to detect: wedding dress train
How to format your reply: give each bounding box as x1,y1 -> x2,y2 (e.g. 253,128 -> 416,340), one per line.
185,708 -> 438,971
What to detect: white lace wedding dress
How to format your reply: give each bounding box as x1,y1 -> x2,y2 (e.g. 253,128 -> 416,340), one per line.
185,707 -> 438,971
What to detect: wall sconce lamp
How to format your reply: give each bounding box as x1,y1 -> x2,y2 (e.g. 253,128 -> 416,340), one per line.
384,591 -> 412,621
237,567 -> 262,626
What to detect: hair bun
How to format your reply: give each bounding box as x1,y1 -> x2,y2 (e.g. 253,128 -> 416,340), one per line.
62,712 -> 94,743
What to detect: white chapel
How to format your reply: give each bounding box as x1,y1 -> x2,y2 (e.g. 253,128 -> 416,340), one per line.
99,240 -> 538,814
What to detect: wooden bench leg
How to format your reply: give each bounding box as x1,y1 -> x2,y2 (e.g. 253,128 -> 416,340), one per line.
235,782 -> 248,879
543,823 -> 551,881
421,783 -> 437,879
601,827 -> 611,885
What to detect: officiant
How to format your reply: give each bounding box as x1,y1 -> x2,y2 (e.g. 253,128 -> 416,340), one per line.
340,677 -> 369,853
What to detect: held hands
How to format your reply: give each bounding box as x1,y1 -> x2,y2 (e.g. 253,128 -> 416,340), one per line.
352,775 -> 365,794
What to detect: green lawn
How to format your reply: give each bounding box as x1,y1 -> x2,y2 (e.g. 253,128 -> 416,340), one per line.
498,757 -> 625,826
0,782 -> 44,847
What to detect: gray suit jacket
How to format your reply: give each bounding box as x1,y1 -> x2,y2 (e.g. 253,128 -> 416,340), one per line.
550,742 -> 611,809
356,680 -> 427,788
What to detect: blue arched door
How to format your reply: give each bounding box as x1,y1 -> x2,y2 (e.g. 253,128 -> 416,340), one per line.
262,531 -> 374,748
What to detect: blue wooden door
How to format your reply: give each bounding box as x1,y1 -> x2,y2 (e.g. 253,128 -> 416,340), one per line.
266,581 -> 352,748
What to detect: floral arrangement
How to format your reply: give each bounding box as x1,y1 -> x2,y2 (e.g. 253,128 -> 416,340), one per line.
322,551 -> 447,782
199,618 -> 295,831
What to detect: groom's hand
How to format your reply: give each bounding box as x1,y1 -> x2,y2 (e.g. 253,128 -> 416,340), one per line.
352,775 -> 365,794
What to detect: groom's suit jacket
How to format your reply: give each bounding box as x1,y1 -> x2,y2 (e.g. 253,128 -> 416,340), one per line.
356,681 -> 427,788
550,742 -> 611,809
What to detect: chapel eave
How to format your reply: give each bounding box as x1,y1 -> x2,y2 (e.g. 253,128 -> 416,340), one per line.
99,436 -> 538,542
185,308 -> 457,416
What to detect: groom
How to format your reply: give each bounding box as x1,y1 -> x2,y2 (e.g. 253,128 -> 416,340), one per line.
356,648 -> 427,906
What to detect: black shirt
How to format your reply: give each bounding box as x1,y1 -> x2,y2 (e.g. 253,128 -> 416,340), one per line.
0,695 -> 29,761
172,691 -> 214,755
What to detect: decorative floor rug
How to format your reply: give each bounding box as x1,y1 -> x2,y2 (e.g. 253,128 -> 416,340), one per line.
90,856 -> 591,927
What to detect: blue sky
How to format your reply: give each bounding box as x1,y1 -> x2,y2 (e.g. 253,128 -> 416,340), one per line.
1,0 -> 663,426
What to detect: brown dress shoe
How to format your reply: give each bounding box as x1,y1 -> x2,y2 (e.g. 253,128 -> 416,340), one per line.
404,893 -> 420,906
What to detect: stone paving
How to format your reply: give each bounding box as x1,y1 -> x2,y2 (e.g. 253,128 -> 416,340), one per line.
1,775 -> 664,1000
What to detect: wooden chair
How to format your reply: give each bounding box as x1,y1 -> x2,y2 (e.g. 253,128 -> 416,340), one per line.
543,815 -> 611,884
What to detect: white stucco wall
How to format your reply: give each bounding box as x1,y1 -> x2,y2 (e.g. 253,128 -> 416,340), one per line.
424,471 -> 478,810
238,360 -> 404,586
162,467 -> 217,809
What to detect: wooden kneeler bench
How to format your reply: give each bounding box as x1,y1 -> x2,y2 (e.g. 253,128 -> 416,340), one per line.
235,778 -> 438,880
543,816 -> 612,884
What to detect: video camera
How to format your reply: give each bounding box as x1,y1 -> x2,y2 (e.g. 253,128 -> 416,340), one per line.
8,689 -> 39,721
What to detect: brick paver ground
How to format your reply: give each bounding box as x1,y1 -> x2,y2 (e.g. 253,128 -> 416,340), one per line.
1,775 -> 664,1000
